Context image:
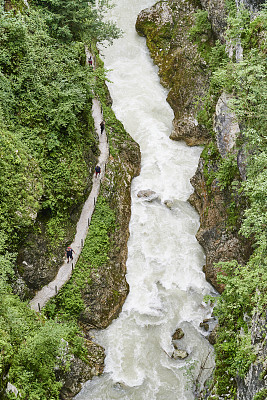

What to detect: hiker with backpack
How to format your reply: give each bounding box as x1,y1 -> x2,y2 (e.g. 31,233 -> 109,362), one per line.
95,165 -> 101,178
66,246 -> 75,263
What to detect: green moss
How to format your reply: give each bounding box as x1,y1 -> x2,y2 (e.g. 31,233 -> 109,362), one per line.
188,9 -> 215,62
201,142 -> 221,192
253,389 -> 267,400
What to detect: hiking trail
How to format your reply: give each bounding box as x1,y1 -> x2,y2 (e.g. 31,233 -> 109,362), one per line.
30,53 -> 109,311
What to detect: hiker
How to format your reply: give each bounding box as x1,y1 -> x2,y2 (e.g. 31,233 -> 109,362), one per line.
95,165 -> 101,177
88,56 -> 93,66
66,246 -> 75,263
100,120 -> 105,134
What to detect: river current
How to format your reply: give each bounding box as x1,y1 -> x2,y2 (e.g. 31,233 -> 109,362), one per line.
75,1 -> 216,399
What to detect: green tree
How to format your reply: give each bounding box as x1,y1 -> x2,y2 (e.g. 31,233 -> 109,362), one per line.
32,0 -> 121,43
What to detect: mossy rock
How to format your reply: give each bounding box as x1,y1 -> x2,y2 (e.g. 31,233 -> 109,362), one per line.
136,0 -> 212,145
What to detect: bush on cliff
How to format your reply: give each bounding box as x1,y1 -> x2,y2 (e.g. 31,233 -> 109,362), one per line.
0,0 -> 121,398
191,3 -> 267,398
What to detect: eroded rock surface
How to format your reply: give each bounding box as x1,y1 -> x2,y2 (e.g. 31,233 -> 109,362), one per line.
189,156 -> 251,292
137,189 -> 159,201
136,0 -> 211,146
237,311 -> 267,400
214,92 -> 240,158
60,340 -> 105,399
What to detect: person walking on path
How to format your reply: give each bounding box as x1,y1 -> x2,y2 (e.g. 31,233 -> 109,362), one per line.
88,56 -> 93,66
100,120 -> 105,134
95,165 -> 101,178
66,246 -> 75,263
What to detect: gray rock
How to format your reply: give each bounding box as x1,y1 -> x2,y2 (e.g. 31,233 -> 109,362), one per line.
214,92 -> 240,158
60,340 -> 105,400
137,190 -> 159,201
199,0 -> 228,42
171,348 -> 188,360
236,0 -> 266,14
200,322 -> 209,331
208,324 -> 219,345
164,200 -> 174,209
237,310 -> 267,400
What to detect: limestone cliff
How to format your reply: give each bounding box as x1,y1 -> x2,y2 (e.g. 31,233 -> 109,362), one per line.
236,311 -> 267,400
136,0 -> 211,146
189,91 -> 252,292
136,0 -> 251,292
199,0 -> 265,41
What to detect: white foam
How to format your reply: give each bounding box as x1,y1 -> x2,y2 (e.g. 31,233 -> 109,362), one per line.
74,0 -> 216,399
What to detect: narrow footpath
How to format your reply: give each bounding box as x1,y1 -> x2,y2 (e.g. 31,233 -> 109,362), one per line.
30,54 -> 109,311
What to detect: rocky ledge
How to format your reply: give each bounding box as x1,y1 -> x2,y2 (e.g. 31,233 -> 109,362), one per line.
136,0 -> 211,146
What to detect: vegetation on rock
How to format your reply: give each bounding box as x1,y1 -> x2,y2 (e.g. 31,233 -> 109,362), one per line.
0,0 -> 135,398
190,3 -> 267,399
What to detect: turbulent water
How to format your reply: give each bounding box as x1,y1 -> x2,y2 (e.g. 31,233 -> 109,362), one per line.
75,1 -> 216,399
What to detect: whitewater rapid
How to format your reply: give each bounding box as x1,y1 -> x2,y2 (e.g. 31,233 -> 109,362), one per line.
75,1 -> 216,399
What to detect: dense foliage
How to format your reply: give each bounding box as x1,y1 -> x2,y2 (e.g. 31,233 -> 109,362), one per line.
190,3 -> 267,399
45,196 -> 116,321
0,0 -> 120,398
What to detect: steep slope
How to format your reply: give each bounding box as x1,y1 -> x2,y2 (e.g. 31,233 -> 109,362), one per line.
0,1 -> 141,398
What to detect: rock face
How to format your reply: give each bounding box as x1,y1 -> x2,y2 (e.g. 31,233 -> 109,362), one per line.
60,340 -> 105,400
189,156 -> 251,292
200,0 -> 265,43
79,136 -> 141,330
199,0 -> 227,41
214,92 -> 240,158
16,149 -> 97,298
136,0 -> 211,146
236,311 -> 267,400
237,0 -> 266,13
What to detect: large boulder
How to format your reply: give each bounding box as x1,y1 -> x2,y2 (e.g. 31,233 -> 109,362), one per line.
59,340 -> 105,399
136,0 -> 211,146
137,189 -> 159,201
237,311 -> 267,400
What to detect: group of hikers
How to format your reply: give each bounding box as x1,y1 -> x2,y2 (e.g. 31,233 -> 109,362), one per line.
65,120 -> 105,261
65,58 -> 106,264
94,120 -> 105,178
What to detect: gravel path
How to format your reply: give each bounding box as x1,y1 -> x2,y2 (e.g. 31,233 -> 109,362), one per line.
30,55 -> 109,311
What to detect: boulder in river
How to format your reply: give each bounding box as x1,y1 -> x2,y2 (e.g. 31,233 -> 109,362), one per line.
208,324 -> 219,345
137,189 -> 159,201
171,347 -> 188,360
164,200 -> 174,209
172,328 -> 185,340
200,322 -> 209,331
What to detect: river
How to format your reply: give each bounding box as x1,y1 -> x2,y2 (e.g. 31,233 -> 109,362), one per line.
75,1 -> 216,399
